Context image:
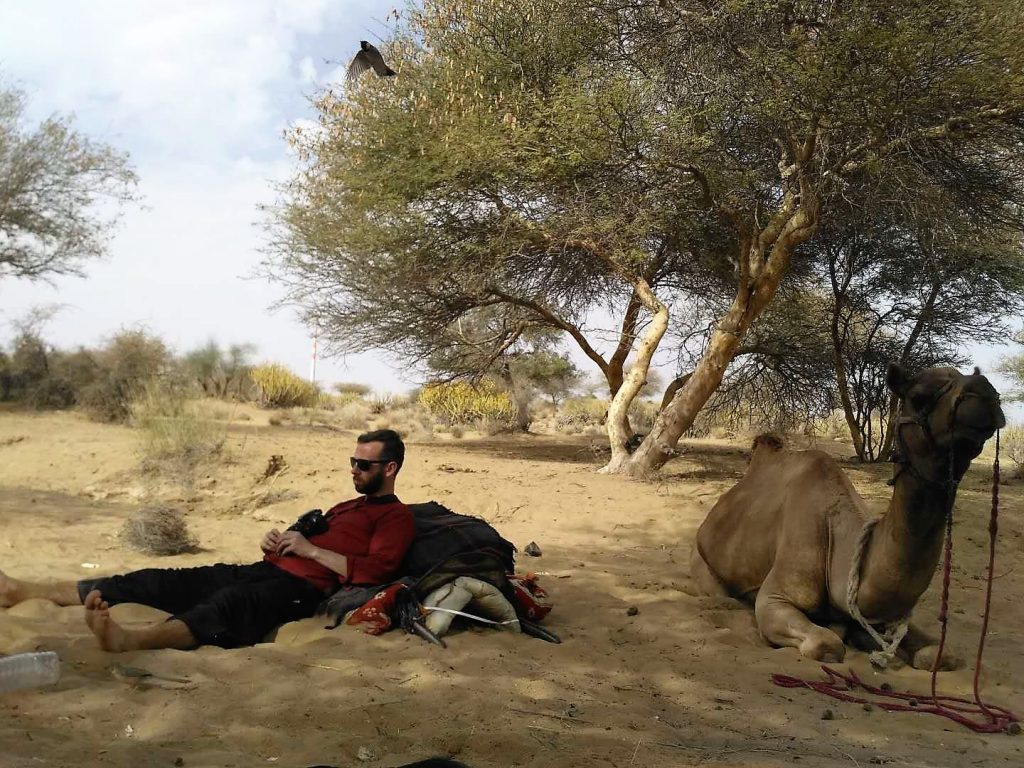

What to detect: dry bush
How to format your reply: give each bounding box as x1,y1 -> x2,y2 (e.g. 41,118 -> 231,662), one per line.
335,399 -> 373,430
131,380 -> 225,490
250,364 -> 319,408
628,400 -> 659,432
369,392 -> 394,414
555,397 -> 607,433
1001,425 -> 1024,478
120,506 -> 199,555
374,401 -> 434,439
80,330 -> 172,422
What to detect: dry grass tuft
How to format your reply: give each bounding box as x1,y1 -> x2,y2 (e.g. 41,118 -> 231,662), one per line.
120,506 -> 199,555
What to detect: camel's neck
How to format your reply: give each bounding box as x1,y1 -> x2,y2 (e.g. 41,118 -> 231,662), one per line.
855,465 -> 959,623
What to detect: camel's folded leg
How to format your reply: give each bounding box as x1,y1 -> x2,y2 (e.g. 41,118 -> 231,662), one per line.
901,623 -> 963,671
754,584 -> 846,663
846,621 -> 961,671
689,546 -> 731,598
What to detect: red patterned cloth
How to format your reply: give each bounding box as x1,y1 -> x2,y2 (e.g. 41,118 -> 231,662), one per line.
346,583 -> 406,634
507,573 -> 552,621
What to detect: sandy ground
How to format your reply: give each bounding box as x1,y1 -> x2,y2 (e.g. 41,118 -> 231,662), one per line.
0,409 -> 1021,768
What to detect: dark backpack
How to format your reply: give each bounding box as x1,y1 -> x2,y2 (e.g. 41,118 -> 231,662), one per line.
402,501 -> 517,593
319,501 -> 516,624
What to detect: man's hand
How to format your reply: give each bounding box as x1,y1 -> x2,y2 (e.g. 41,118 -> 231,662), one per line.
260,528 -> 283,554
275,530 -> 320,559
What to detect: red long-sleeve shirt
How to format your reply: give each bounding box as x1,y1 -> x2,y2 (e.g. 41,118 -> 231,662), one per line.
265,495 -> 414,591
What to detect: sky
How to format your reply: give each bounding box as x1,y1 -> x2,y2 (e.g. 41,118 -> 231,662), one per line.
0,1 -> 1021,411
0,0 -> 410,392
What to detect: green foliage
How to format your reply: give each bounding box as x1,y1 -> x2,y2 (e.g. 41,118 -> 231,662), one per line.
250,363 -> 320,408
268,0 -> 1024,470
998,333 -> 1024,402
510,350 -> 582,406
182,340 -> 255,400
334,382 -> 372,397
419,380 -> 515,426
0,83 -> 138,281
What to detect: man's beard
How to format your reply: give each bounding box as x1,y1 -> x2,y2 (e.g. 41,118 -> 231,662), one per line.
354,470 -> 385,495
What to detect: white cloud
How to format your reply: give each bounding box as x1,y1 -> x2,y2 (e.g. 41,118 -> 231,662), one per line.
0,1 -> 414,392
0,1 -> 344,162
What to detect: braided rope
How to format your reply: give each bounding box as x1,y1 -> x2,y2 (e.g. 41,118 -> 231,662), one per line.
845,517 -> 910,668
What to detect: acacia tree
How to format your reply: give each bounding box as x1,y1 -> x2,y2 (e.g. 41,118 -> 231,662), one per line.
998,333 -> 1024,402
269,0 -> 1024,476
421,309 -> 579,430
815,200 -> 1024,460
603,0 -> 1024,474
267,0 -> 746,452
0,84 -> 138,281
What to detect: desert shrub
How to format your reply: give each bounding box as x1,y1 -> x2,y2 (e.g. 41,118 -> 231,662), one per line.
250,363 -> 319,408
419,381 -> 515,426
80,330 -> 172,422
555,397 -> 608,432
120,506 -> 199,555
182,341 -> 255,400
1002,425 -> 1024,478
628,400 -> 660,433
334,382 -> 371,398
131,379 -> 224,479
335,400 -> 373,430
370,392 -> 394,414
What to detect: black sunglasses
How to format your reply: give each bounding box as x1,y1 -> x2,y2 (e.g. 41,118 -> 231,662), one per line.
350,457 -> 391,471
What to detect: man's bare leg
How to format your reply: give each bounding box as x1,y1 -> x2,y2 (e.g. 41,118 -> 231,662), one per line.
0,568 -> 81,607
84,591 -> 198,652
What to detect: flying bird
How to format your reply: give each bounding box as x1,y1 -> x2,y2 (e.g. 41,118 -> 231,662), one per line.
346,40 -> 396,82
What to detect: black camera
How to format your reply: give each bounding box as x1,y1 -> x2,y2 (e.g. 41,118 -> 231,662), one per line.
287,508 -> 329,538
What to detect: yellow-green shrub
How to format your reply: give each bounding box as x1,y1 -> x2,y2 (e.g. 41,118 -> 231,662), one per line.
250,364 -> 319,408
419,381 -> 515,426
555,397 -> 608,431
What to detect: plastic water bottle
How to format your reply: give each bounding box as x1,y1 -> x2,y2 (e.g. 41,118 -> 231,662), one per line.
0,652 -> 60,693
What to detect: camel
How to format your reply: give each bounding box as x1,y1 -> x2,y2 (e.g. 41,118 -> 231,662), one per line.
691,364 -> 1005,669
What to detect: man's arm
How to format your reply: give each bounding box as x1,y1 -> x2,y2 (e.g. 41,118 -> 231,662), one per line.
275,531 -> 349,576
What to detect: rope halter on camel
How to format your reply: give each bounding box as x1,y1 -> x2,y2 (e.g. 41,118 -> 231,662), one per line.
845,516 -> 910,669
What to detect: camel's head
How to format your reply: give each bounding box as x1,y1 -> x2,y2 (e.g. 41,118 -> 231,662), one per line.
887,364 -> 1006,475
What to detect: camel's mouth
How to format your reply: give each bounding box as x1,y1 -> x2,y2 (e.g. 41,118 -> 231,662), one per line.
952,393 -> 1005,444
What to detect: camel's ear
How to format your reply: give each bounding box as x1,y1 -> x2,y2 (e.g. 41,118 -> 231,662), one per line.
886,363 -> 910,396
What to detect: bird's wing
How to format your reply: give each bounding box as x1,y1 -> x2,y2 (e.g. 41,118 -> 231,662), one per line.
346,50 -> 373,82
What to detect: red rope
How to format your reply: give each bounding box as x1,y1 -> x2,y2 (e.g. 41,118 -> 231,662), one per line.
772,430 -> 1019,734
772,665 -> 1018,733
973,429 -> 1000,720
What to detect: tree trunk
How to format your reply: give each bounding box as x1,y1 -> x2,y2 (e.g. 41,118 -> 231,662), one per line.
601,280 -> 669,472
499,367 -> 532,432
660,372 -> 692,412
611,189 -> 820,476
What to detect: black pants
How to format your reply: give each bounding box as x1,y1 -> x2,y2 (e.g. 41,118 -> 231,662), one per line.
78,562 -> 325,648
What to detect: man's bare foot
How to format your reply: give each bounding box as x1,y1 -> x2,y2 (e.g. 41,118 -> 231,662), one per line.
84,590 -> 135,652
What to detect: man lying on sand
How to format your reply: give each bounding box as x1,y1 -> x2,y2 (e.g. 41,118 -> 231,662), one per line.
0,429 -> 414,652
